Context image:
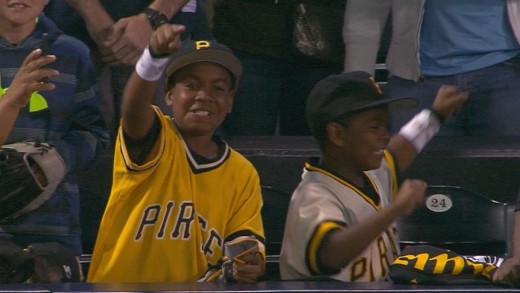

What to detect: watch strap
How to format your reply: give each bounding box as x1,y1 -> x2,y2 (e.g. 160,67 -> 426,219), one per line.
144,7 -> 168,30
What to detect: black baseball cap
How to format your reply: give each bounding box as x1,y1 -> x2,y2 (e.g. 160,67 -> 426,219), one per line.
165,39 -> 242,90
306,71 -> 416,135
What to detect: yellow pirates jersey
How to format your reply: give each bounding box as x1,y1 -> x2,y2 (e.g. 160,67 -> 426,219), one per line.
88,107 -> 264,282
280,151 -> 400,282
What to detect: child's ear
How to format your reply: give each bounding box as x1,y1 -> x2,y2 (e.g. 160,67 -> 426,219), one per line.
327,122 -> 347,147
165,90 -> 174,106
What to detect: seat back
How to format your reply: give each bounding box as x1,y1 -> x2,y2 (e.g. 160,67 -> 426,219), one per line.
396,185 -> 508,256
260,185 -> 292,281
261,186 -> 292,256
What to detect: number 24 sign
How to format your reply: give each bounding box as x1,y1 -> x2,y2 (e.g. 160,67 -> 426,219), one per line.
426,193 -> 453,212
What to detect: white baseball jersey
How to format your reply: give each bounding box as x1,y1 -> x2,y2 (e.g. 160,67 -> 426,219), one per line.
280,151 -> 401,282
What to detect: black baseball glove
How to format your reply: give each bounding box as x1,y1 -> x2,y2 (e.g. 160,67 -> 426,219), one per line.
28,242 -> 81,283
0,238 -> 34,284
0,141 -> 66,223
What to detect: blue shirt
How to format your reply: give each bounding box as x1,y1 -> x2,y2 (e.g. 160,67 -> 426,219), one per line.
0,16 -> 109,254
420,0 -> 520,76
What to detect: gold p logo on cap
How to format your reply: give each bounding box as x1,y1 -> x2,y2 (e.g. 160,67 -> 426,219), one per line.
369,76 -> 383,94
195,41 -> 211,50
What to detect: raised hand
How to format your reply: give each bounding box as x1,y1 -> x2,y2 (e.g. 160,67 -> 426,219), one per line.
431,85 -> 469,121
149,24 -> 186,57
392,179 -> 427,216
2,49 -> 58,109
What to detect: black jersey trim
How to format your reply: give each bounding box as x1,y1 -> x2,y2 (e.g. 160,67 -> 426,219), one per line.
181,135 -> 231,174
225,230 -> 266,245
121,106 -> 166,172
305,221 -> 345,276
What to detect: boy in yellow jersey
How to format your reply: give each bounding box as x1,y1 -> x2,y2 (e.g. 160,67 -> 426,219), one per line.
87,24 -> 265,283
279,71 -> 468,282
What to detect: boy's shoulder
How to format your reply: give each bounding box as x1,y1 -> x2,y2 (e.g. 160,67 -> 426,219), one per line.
52,34 -> 91,58
37,16 -> 91,59
227,145 -> 258,173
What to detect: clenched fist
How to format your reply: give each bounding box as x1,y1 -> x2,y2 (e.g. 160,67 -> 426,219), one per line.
393,179 -> 427,216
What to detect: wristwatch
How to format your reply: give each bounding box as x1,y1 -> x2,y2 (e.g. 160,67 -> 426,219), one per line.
144,8 -> 168,30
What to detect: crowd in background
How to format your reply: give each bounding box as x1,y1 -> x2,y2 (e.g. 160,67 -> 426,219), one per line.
37,0 -> 520,139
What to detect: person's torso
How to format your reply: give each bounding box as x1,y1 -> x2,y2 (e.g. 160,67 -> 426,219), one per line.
1,17 -> 92,144
419,0 -> 520,75
280,153 -> 400,282
88,112 -> 262,282
0,17 -> 94,254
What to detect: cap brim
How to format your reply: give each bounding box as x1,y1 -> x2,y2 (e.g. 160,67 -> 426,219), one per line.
347,97 -> 417,114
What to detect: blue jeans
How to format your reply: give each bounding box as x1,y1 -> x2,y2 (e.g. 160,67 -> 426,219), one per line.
386,55 -> 520,136
221,49 -> 342,136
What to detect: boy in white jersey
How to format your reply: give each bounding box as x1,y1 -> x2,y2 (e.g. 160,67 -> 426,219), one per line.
88,25 -> 265,283
279,71 -> 467,282
493,188 -> 520,283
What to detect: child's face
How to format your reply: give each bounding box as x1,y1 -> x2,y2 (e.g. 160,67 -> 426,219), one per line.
336,107 -> 390,172
0,0 -> 48,28
165,61 -> 234,137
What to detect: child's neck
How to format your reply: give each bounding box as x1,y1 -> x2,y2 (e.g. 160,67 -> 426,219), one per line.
0,23 -> 35,45
321,159 -> 365,187
185,135 -> 219,159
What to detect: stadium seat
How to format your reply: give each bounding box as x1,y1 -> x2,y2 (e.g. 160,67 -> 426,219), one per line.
396,185 -> 509,257
260,185 -> 292,281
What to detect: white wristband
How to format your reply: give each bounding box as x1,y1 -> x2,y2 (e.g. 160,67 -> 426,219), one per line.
398,109 -> 441,152
135,46 -> 170,81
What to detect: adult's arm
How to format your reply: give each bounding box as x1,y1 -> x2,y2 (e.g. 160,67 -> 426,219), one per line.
102,0 -> 192,66
64,0 -> 114,47
65,0 -> 191,66
149,0 -> 192,19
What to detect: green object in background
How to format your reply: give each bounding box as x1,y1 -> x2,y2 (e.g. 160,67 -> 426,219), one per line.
28,92 -> 48,112
0,87 -> 48,112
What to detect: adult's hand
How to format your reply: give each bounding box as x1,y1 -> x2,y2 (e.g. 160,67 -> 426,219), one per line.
100,14 -> 154,66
